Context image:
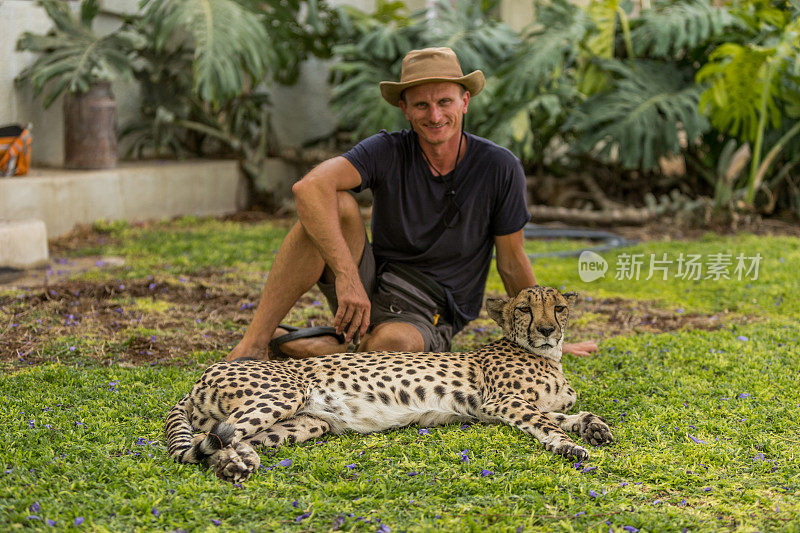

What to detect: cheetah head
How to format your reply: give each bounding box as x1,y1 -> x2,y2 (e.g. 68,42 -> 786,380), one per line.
485,286 -> 578,360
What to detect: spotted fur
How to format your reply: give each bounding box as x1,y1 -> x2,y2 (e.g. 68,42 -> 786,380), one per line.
166,287 -> 613,482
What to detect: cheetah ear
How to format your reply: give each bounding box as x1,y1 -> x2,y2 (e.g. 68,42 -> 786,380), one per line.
485,296 -> 509,328
562,291 -> 579,307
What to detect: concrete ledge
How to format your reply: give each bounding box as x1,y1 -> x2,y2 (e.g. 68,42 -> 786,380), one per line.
0,159 -> 247,237
0,219 -> 48,268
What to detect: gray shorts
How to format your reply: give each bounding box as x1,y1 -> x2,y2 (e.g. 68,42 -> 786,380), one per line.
317,239 -> 454,352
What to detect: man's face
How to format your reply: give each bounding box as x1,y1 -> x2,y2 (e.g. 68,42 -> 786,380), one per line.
398,82 -> 470,147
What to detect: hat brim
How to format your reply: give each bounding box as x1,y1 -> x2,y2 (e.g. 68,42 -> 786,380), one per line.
379,70 -> 485,107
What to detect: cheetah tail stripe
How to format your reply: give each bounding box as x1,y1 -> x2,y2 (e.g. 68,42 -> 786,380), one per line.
165,395 -> 234,464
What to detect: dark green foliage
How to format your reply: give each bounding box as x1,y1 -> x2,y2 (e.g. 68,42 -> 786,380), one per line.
140,0 -> 272,105
566,60 -> 710,169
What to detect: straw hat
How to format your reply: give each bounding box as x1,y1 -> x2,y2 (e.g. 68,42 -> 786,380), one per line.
379,47 -> 485,107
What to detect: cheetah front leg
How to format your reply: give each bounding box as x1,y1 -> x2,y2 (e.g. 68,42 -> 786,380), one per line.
478,395 -> 589,461
249,414 -> 331,448
545,411 -> 613,447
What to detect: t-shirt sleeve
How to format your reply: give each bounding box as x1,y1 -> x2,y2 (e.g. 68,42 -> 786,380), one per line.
341,130 -> 396,192
491,156 -> 531,236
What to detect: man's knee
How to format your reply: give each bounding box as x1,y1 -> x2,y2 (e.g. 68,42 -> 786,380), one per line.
336,191 -> 362,233
361,322 -> 425,352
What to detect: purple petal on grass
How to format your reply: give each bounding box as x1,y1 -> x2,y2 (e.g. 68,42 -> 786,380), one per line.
480,469 -> 493,477
296,512 -> 311,522
737,336 -> 749,342
292,500 -> 299,508
418,428 -> 430,435
28,516 -> 40,521
753,453 -> 765,461
152,508 -> 160,517
211,519 -> 221,525
575,511 -> 585,516
460,424 -> 471,429
581,466 -> 597,474
516,527 -> 524,533
278,458 -> 292,467
29,503 -> 40,514
47,519 -> 56,526
377,525 -> 391,533
407,471 -> 419,476
703,487 -> 712,492
623,527 -> 639,532
738,393 -> 751,399
679,499 -> 686,507
589,490 -> 598,499
459,450 -> 470,464
345,463 -> 357,469
688,434 -> 706,444
74,517 -> 85,526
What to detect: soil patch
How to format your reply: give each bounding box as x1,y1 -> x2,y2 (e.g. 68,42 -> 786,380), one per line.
2,277 -> 740,367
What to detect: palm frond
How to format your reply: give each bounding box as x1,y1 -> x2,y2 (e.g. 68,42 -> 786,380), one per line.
566,59 -> 709,169
632,0 -> 739,58
142,0 -> 271,104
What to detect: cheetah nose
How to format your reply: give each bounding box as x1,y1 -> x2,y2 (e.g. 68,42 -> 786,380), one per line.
537,325 -> 555,337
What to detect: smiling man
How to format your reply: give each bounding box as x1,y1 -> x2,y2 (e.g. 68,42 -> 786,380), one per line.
227,47 -> 598,361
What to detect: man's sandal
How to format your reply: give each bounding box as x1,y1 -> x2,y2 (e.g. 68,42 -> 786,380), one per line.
268,324 -> 346,358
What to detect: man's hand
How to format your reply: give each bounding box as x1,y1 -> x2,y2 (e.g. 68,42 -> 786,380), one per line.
333,271 -> 371,343
562,341 -> 598,357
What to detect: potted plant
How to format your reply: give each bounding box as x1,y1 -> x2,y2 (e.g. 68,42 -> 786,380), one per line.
15,0 -> 143,169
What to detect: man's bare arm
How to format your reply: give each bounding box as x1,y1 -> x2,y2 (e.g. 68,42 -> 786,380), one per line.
494,230 -> 536,296
292,157 -> 370,341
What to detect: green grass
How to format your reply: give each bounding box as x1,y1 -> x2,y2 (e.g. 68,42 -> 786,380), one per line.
2,217 -> 799,531
515,233 -> 800,319
2,321 -> 798,531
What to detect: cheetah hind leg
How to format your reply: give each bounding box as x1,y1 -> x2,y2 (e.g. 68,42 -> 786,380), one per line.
249,414 -> 332,448
201,423 -> 261,483
546,411 -> 613,447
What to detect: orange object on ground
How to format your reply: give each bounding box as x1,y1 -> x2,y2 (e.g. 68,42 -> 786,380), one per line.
0,124 -> 32,176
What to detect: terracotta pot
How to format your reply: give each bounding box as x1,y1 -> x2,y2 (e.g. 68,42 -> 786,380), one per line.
63,81 -> 117,169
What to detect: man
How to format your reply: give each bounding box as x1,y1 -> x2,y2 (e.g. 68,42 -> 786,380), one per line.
227,47 -> 597,361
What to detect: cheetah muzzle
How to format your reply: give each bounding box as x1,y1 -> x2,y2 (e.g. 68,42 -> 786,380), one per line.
166,286 -> 613,482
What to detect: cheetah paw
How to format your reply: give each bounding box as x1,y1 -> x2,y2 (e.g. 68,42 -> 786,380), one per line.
213,442 -> 261,483
552,442 -> 590,461
580,418 -> 613,446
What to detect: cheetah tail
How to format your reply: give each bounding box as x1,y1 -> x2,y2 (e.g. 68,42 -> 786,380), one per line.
165,394 -> 236,464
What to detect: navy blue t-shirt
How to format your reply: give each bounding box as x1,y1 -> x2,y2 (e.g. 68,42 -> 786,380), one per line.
343,129 -> 530,332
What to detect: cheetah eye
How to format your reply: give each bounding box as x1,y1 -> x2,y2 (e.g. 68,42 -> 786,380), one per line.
516,306 -> 531,313
554,305 -> 566,312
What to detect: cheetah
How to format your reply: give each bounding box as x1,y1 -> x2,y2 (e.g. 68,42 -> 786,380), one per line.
165,286 -> 613,482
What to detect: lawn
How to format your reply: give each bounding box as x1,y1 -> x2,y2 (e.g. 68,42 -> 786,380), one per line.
1,217 -> 799,532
